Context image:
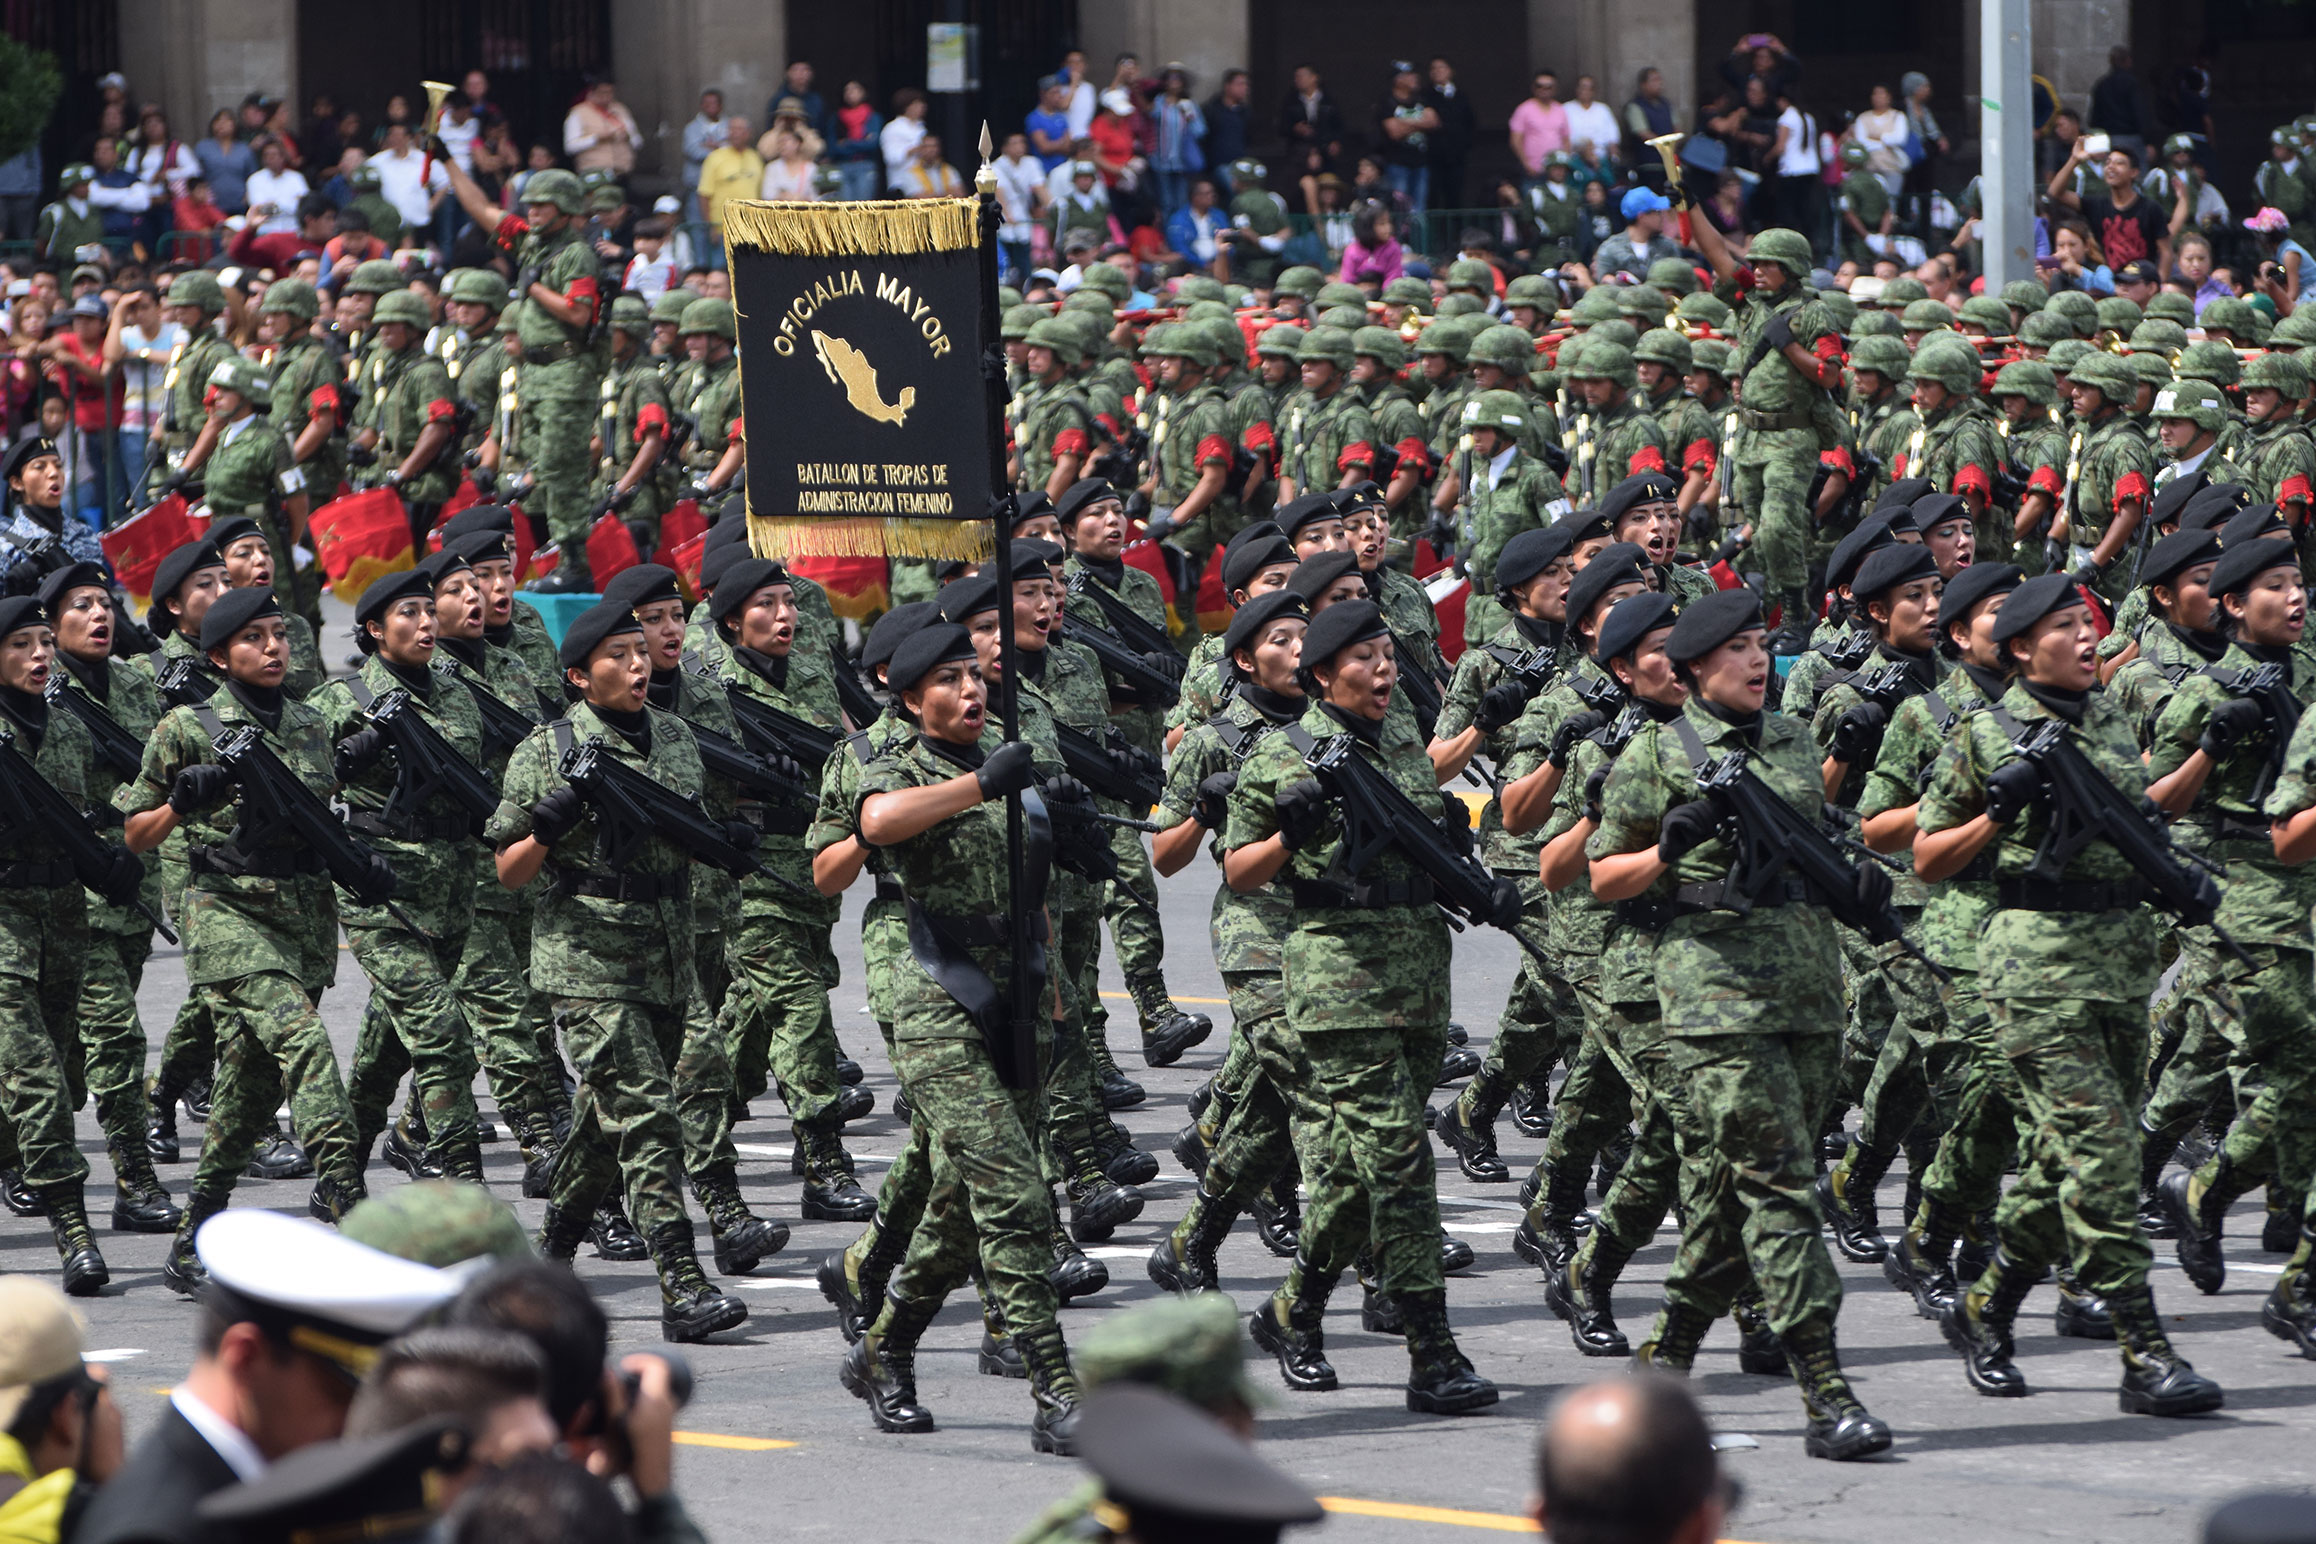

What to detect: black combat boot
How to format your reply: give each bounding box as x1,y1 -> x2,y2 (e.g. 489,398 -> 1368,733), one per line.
1632,1301 -> 1713,1374
1016,1323 -> 1082,1455
1764,590 -> 1814,656
1938,1247 -> 2037,1397
1435,1044 -> 1482,1086
1358,1253 -> 1405,1337
840,1290 -> 938,1432
145,1091 -> 181,1166
1953,1207 -> 2001,1286
526,556 -> 594,594
590,1200 -> 650,1260
2161,1162 -> 2242,1296
818,1217 -> 909,1345
535,1199 -> 594,1262
306,1172 -> 364,1225
1250,1258 -> 1338,1390
1148,1186 -> 1237,1294
1513,1161 -> 1592,1273
834,1083 -> 876,1125
691,1165 -> 790,1274
1092,1119 -> 1158,1186
1082,1029 -> 1145,1109
2110,1281 -> 2224,1416
1435,1077 -> 1511,1184
1593,1126 -> 1635,1199
182,1076 -> 213,1122
1065,1172 -> 1145,1242
1439,1230 -> 1476,1274
1509,1073 -> 1552,1138
2261,1226 -> 2316,1357
246,1125 -> 313,1181
974,1280 -> 1026,1378
515,1108 -> 561,1200
1049,1221 -> 1109,1302
647,1219 -> 750,1343
835,1053 -> 863,1086
1399,1288 -> 1498,1414
162,1189 -> 229,1297
1731,1287 -> 1788,1375
1884,1196 -> 1964,1319
1126,971 -> 1211,1067
383,1109 -> 443,1180
1783,1316 -> 1893,1460
0,1171 -> 44,1217
107,1139 -> 182,1234
1818,1136 -> 1898,1264
2265,1190 -> 2306,1254
797,1129 -> 878,1223
2053,1266 -> 2116,1340
1250,1175 -> 1300,1258
1545,1228 -> 1636,1357
1170,1116 -> 1211,1180
43,1185 -> 108,1297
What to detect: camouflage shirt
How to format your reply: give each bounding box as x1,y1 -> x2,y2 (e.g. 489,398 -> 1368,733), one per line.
718,646 -> 843,928
1015,377 -> 1094,491
504,220 -> 607,403
1857,660 -> 2007,969
598,352 -> 676,513
1440,617 -> 1575,872
358,344 -> 461,505
266,334 -> 348,495
1278,387 -> 1374,496
54,656 -> 164,936
1158,692 -> 1298,974
1575,395 -> 1668,504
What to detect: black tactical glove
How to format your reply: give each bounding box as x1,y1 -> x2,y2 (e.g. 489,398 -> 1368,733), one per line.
1193,770 -> 1236,829
1582,763 -> 1611,824
168,764 -> 235,816
1040,773 -> 1093,811
1475,680 -> 1529,735
1983,757 -> 2046,825
154,469 -> 189,498
2069,560 -> 2105,590
1762,310 -> 1796,352
608,483 -> 639,513
1829,701 -> 1889,764
468,467 -> 498,501
2199,696 -> 2269,758
345,443 -> 378,469
514,264 -> 543,297
1440,790 -> 1474,853
529,786 -> 586,845
1655,798 -> 1721,863
100,846 -> 143,907
333,726 -> 388,781
975,741 -> 1036,801
1274,778 -> 1332,851
762,749 -> 807,788
721,818 -> 760,852
355,852 -> 398,906
1141,650 -> 1179,680
1548,709 -> 1609,766
1853,857 -> 1893,916
1141,509 -> 1175,544
1486,875 -> 1524,930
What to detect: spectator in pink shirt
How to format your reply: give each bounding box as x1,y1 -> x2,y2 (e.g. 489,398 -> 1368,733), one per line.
1338,203 -> 1404,290
1508,71 -> 1569,186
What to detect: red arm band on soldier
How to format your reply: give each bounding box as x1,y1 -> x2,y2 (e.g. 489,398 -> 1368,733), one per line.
1952,464 -> 1991,499
1244,422 -> 1275,453
1819,445 -> 1855,477
1812,335 -> 1844,363
310,387 -> 338,418
2112,470 -> 2151,509
1196,433 -> 1233,466
426,399 -> 458,425
2282,474 -> 2313,508
1628,445 -> 1667,475
731,416 -> 744,440
1337,440 -> 1373,472
1684,438 -> 1717,475
1395,435 -> 1432,474
2027,465 -> 2064,497
1052,428 -> 1091,458
1095,413 -> 1122,440
492,215 -> 531,252
564,277 -> 598,324
1891,452 -> 1910,479
635,403 -> 668,435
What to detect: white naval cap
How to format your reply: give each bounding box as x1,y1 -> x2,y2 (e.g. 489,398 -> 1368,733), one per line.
195,1210 -> 464,1378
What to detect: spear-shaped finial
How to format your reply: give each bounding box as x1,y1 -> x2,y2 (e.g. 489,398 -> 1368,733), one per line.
974,120 -> 998,197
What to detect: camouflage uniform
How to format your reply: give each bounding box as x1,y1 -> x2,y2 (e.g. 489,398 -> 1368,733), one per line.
1457,440 -> 1567,648
265,324 -> 347,624
1276,387 -> 1373,500
1149,377 -> 1240,559
496,205 -> 608,553
0,705 -> 98,1195
1718,253 -> 1839,607
356,342 -> 462,507
1015,377 -> 1096,501
598,349 -> 677,552
1579,397 -> 1670,504
201,418 -> 324,699
2066,409 -> 2158,607
160,313 -> 236,466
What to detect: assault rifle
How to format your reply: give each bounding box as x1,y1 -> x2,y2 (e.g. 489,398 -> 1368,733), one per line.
45,675 -> 146,781
460,675 -> 540,761
2209,662 -> 2304,807
1061,617 -> 1183,710
557,734 -> 801,893
208,724 -> 428,937
725,689 -> 839,774
154,656 -> 219,708
1393,639 -> 1446,738
0,724 -> 173,941
359,688 -> 499,831
1565,673 -> 1651,757
1822,662 -> 1917,783
1041,782 -> 1160,902
1055,721 -> 1164,811
1301,731 -> 1545,961
830,644 -> 882,729
1066,569 -> 1182,667
687,719 -> 816,809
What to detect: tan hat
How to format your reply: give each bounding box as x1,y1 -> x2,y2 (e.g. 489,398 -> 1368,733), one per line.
0,1277 -> 85,1429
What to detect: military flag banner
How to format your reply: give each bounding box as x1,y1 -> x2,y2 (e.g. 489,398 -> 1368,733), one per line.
722,198 -> 996,563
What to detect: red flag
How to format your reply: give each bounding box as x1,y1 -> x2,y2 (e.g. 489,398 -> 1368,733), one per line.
668,534 -> 708,600
651,499 -> 708,569
1412,538 -> 1448,580
1193,553 -> 1230,635
101,495 -> 200,608
1122,538 -> 1183,635
431,479 -> 483,547
308,488 -> 414,602
1427,570 -> 1470,663
790,553 -> 891,621
585,515 -> 642,588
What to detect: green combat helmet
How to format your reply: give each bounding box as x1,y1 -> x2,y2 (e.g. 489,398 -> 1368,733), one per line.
1689,337 -> 1734,382
1272,266 -> 1325,302
1180,299 -> 1233,324
1850,309 -> 1903,339
1849,333 -> 1914,381
1875,275 -> 1929,310
2125,318 -> 2188,356
1466,324 -> 1535,377
1999,279 -> 2048,317
341,1180 -> 533,1268
1196,316 -> 1247,371
1958,294 -> 2014,335
1002,302 -> 1045,340
1462,388 -> 1531,434
1075,1294 -> 1265,1412
650,287 -> 701,327
1631,327 -> 1693,374
1566,338 -> 1638,388
998,284 -> 1023,311
1991,359 -> 2060,407
1411,317 -> 1473,364
342,259 -> 404,297
169,269 -> 227,314
1588,318 -> 1640,350
1383,276 -> 1434,313
1024,315 -> 1087,364
1079,263 -> 1132,304
1646,257 -> 1701,295
1906,336 -> 1981,395
1901,298 -> 1955,335
1502,273 -> 1556,314
1144,323 -> 1219,369
2151,376 -> 2228,434
1175,274 -> 1228,305
2066,350 -> 2137,405
1295,325 -> 1357,369
2044,337 -> 2096,375
1254,323 -> 1308,362
1317,305 -> 1368,331
207,356 -> 272,405
1316,281 -> 1369,312
2093,294 -> 2143,336
520,167 -> 586,214
448,268 -> 510,310
608,294 -> 651,334
2125,349 -> 2175,388
1747,227 -> 1813,278
259,278 -> 319,320
1814,287 -> 1858,335
371,289 -> 432,330
2043,290 -> 2098,336
1434,292 -> 1486,319
1444,258 -> 1496,295
1351,325 -> 1407,372
2268,308 -> 2316,348
1615,284 -> 1672,328
2174,338 -> 2241,388
679,297 -> 737,342
2143,292 -> 2196,328
2019,311 -> 2077,349
1570,286 -> 1623,327
2201,296 -> 2258,339
1674,290 -> 1732,331
1064,284 -> 1120,318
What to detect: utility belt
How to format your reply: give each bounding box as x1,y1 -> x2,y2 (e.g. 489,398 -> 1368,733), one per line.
549,865 -> 686,904
1950,852 -> 1996,884
522,340 -> 588,365
909,905 -> 1048,952
1995,877 -> 2149,913
1668,874 -> 1813,916
347,809 -> 472,843
1289,876 -> 1435,911
873,877 -> 906,905
2184,814 -> 2273,851
733,802 -> 811,838
1740,405 -> 1814,433
0,858 -> 73,890
191,842 -> 326,880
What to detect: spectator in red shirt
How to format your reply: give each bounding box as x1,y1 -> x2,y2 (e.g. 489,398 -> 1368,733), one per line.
321,207 -> 387,286
168,176 -> 231,264
39,294 -> 127,518
226,192 -> 338,273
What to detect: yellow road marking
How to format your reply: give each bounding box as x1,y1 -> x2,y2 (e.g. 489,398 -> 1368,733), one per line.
1318,1499 -> 1766,1542
672,1431 -> 797,1451
1098,991 -> 1229,1005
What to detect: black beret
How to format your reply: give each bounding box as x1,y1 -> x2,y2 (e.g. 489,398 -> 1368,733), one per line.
1273,491 -> 1342,542
0,438 -> 58,482
1909,491 -> 1971,532
1284,549 -> 1360,604
1495,523 -> 1576,593
1055,477 -> 1122,524
1221,520 -> 1284,563
2149,468 -> 2211,529
1009,537 -> 1064,569
1298,596 -> 1389,668
149,540 -> 225,626
557,596 -> 646,670
199,585 -> 283,651
1937,562 -> 2022,630
1331,479 -> 1387,514
204,515 -> 265,554
862,600 -> 939,673
602,563 -> 683,614
1826,515 -> 1898,593
0,595 -> 45,640
1566,542 -> 1650,632
1987,572 -> 2085,644
2207,533 -> 2302,600
437,504 -> 516,542
354,570 -> 435,653
446,529 -> 511,566
1594,589 -> 1679,665
1560,505 -> 1615,545
2140,529 -> 2222,591
938,571 -> 1000,624
932,559 -> 975,585
1599,471 -> 1681,529
1664,587 -> 1763,662
708,558 -> 792,622
1222,589 -> 1308,662
1874,477 -> 1935,514
35,562 -> 108,616
413,548 -> 471,588
704,510 -> 755,551
886,622 -> 976,693
2181,483 -> 2250,533
1851,541 -> 1942,602
1007,490 -> 1056,530
2221,504 -> 2291,550
1223,534 -> 1297,595
698,541 -> 755,593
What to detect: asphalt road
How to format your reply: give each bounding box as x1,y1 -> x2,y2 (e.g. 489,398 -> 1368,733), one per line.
37,611 -> 2313,1542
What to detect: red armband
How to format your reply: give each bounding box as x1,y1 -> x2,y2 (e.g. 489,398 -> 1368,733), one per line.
2281,473 -> 2313,509
310,386 -> 340,419
564,276 -> 599,326
2027,465 -> 2064,498
2112,470 -> 2151,509
635,403 -> 668,436
1627,445 -> 1667,476
1052,427 -> 1091,458
1095,412 -> 1123,441
1818,445 -> 1856,477
1684,438 -> 1718,476
425,398 -> 458,425
1952,463 -> 1991,499
1394,435 -> 1432,477
730,415 -> 744,441
1243,421 -> 1276,455
1812,335 -> 1845,363
1891,452 -> 1910,480
1195,433 -> 1233,467
1337,440 -> 1373,472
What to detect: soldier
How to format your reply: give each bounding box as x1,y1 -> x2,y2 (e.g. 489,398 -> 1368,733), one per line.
350,291 -> 461,548
1137,325 -> 1239,570
1898,338 -> 2004,560
648,286 -> 699,383
1587,589 -> 1890,1459
2257,671 -> 2316,1355
152,272 -> 236,485
2152,378 -> 2248,498
1916,573 -> 2223,1415
1274,327 -> 1374,503
1600,472 -> 1716,606
1631,330 -> 1717,525
1845,335 -> 1918,519
257,279 -> 345,629
2055,353 -> 2157,607
432,268 -> 508,388
0,439 -> 106,597
2238,354 -> 2316,561
1012,318 -> 1094,504
198,363 -> 323,691
1167,523 -> 1300,742
1455,390 -> 1569,647
1990,361 -> 2071,569
1784,506 -> 1914,725
485,597 -> 751,1341
1223,598 -> 1497,1414
121,586 -> 367,1294
673,299 -> 745,508
37,563 -> 180,1236
1563,342 -> 1670,512
443,162 -> 608,593
1348,328 -> 1433,533
1340,481 -> 1442,685
2108,527 -> 2230,745
439,505 -> 561,706
207,516 -> 324,701
595,295 -> 675,559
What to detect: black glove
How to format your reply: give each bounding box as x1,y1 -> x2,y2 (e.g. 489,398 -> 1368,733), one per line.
1040,773 -> 1093,810
1853,858 -> 1893,916
1141,650 -> 1179,680
514,264 -> 543,296
345,443 -> 378,469
1548,709 -> 1609,766
1655,799 -> 1721,863
469,467 -> 498,501
763,749 -> 807,788
168,764 -> 235,816
1440,790 -> 1474,854
1274,778 -> 1332,851
1762,310 -> 1796,352
1486,875 -> 1524,930
356,852 -> 398,906
721,818 -> 760,853
1142,509 -> 1175,544
154,469 -> 188,498
2199,696 -> 2269,758
976,741 -> 1036,801
100,846 -> 143,907
1983,757 -> 2046,825
1829,701 -> 1889,764
2069,560 -> 2104,590
608,483 -> 638,513
1475,680 -> 1529,734
333,726 -> 388,781
529,786 -> 586,845
1582,763 -> 1611,824
1193,770 -> 1236,829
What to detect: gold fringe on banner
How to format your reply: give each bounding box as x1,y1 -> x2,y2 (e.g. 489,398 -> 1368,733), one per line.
749,514 -> 994,564
720,199 -> 981,258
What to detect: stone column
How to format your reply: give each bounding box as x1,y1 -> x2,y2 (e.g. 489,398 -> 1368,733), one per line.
1079,0 -> 1251,101
2033,0 -> 2130,111
120,0 -> 296,142
612,0 -> 786,190
1527,0 -> 1695,132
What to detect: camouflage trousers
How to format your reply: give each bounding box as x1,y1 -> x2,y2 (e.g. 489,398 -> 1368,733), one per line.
843,1018 -> 934,1290
880,1033 -> 1060,1347
1042,876 -> 1111,1188
150,860 -> 218,1102
77,928 -> 156,1156
1981,995 -> 2155,1297
1471,879 -> 1584,1112
721,914 -> 843,1134
521,397 -> 598,549
1201,971 -> 1329,1211
1838,922 -> 1932,1106
672,991 -> 742,1179
1845,938 -> 1958,1146
1098,824 -> 1166,1011
455,901 -> 566,1122
191,969 -> 360,1200
1528,960 -> 1642,1215
1912,967 -> 2029,1219
2184,944 -> 2316,1215
1573,1003 -> 1693,1266
1735,430 -> 1820,594
1657,1029 -> 1845,1333
2140,938 -> 2234,1152
345,919 -> 482,1159
0,891 -> 90,1188
545,995 -> 694,1238
1295,1021 -> 1450,1298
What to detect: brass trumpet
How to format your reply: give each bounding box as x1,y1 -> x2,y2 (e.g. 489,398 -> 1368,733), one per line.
1646,132 -> 1691,241
420,80 -> 454,139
